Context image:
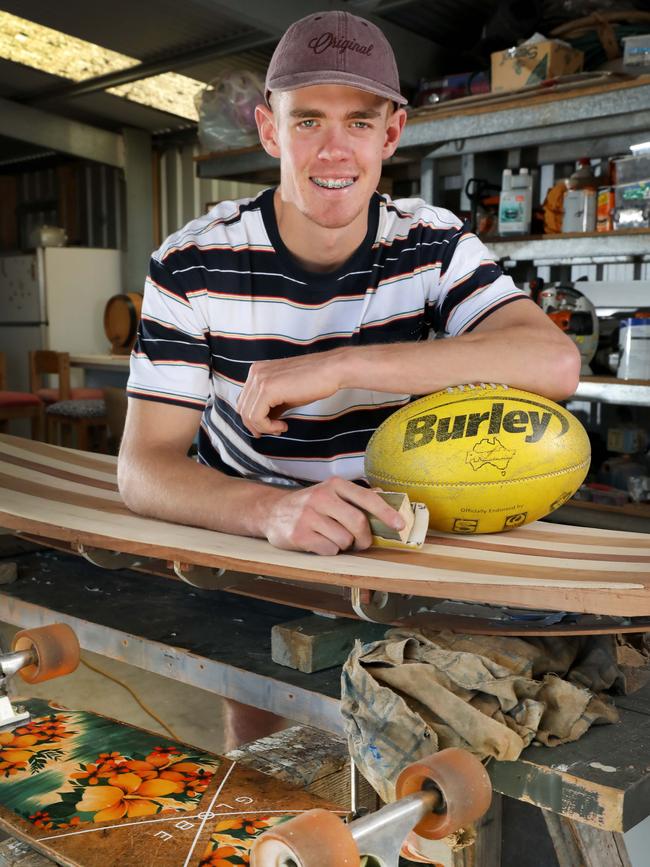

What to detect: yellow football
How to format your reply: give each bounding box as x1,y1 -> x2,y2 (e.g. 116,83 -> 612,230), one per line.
365,384 -> 590,534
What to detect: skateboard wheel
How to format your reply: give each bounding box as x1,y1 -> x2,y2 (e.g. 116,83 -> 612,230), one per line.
12,624 -> 80,684
396,748 -> 491,839
250,809 -> 359,867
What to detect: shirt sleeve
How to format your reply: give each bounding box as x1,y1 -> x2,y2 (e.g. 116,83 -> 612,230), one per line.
127,255 -> 212,411
429,221 -> 529,336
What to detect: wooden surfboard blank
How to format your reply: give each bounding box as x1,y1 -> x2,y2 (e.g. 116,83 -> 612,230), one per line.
1,434 -> 650,616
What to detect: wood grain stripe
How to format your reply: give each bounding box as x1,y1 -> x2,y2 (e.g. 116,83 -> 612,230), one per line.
359,547 -> 647,582
0,452 -> 118,492
0,473 -> 126,515
0,433 -> 116,472
424,535 -> 650,563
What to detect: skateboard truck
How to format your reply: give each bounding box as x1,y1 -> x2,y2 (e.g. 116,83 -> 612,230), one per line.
0,624 -> 80,732
0,649 -> 33,731
74,542 -> 230,590
350,588 -> 443,623
76,542 -> 143,570
251,748 -> 492,866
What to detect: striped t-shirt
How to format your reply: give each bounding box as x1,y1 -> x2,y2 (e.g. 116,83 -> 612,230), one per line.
127,187 -> 527,485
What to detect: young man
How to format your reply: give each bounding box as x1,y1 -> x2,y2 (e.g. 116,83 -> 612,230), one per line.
119,10 -> 580,557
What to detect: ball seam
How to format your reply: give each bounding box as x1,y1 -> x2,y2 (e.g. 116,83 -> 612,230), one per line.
366,458 -> 590,488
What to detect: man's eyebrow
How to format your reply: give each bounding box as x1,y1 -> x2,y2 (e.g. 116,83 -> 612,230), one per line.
347,109 -> 383,119
287,108 -> 383,119
288,108 -> 326,118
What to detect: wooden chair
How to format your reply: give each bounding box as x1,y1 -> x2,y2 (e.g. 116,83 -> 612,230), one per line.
29,350 -> 103,404
0,353 -> 44,439
29,351 -> 108,451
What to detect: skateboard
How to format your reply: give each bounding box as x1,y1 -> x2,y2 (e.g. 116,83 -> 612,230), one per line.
1,434 -> 650,633
0,624 -> 491,867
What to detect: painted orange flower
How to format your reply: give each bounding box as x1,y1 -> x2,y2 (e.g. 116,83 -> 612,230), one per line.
29,810 -> 54,830
199,845 -> 241,866
57,816 -> 82,831
146,746 -> 181,767
76,771 -> 185,822
70,764 -> 101,785
0,732 -> 39,776
16,716 -> 71,743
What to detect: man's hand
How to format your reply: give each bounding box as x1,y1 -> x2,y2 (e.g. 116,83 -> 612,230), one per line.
237,351 -> 344,437
262,478 -> 405,555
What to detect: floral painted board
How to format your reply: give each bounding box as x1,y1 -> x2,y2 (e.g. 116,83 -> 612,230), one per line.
0,699 -> 347,866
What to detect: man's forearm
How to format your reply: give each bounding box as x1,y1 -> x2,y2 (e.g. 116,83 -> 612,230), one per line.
118,447 -> 283,538
337,325 -> 580,401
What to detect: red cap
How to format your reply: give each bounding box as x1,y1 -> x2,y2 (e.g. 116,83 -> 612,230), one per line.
265,11 -> 407,106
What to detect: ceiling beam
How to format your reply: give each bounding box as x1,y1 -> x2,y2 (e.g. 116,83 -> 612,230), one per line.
0,97 -> 123,167
22,30 -> 271,106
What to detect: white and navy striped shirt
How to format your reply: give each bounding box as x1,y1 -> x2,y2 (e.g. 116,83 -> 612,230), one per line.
128,188 -> 527,484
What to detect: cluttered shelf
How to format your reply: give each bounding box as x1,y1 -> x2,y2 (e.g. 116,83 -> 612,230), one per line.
555,496 -> 650,533
485,229 -> 650,263
195,72 -> 650,182
568,497 -> 650,519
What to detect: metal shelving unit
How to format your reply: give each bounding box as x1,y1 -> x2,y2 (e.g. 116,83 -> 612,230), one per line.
574,376 -> 650,407
485,230 -> 650,266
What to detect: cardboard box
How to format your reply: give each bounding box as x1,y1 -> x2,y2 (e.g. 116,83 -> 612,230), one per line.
491,40 -> 583,93
623,33 -> 650,70
597,188 -> 615,232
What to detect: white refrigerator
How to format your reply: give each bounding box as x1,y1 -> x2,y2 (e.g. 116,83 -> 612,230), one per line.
0,247 -> 123,392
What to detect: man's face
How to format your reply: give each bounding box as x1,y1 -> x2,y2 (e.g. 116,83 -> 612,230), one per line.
256,84 -> 406,231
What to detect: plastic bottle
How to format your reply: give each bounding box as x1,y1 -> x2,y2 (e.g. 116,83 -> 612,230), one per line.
563,159 -> 598,232
498,167 -> 533,234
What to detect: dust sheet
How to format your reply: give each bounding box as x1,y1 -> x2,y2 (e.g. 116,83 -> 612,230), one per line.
341,629 -> 650,803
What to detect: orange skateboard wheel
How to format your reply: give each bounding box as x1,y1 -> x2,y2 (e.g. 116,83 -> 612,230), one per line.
396,748 -> 491,839
250,809 -> 359,867
12,624 -> 80,684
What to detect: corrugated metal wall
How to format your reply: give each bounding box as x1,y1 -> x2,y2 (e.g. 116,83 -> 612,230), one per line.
0,162 -> 125,252
158,142 -> 266,241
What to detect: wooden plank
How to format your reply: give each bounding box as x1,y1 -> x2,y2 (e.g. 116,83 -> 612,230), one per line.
543,812 -> 632,867
1,435 -> 650,616
407,73 -> 650,124
226,724 -> 378,813
489,694 -> 650,833
0,836 -> 54,866
271,616 -> 386,673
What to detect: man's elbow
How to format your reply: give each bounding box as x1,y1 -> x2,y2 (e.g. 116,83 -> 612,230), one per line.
117,448 -> 143,514
549,336 -> 581,401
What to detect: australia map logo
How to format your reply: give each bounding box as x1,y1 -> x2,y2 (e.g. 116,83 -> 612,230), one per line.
466,437 -> 515,475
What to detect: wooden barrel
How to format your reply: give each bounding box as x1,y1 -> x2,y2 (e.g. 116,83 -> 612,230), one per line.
104,292 -> 143,354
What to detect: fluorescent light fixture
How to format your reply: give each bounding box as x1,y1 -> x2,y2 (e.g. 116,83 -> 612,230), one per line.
630,141 -> 650,154
0,11 -> 204,121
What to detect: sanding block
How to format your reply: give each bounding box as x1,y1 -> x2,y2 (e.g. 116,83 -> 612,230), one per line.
367,491 -> 429,550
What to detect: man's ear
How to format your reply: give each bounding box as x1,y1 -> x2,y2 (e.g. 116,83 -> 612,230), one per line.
255,104 -> 281,158
382,107 -> 407,160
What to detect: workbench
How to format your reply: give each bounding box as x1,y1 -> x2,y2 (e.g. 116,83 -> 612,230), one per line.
0,537 -> 649,866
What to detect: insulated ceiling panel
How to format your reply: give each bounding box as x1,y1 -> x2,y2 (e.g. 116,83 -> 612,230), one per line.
0,0 -> 254,63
